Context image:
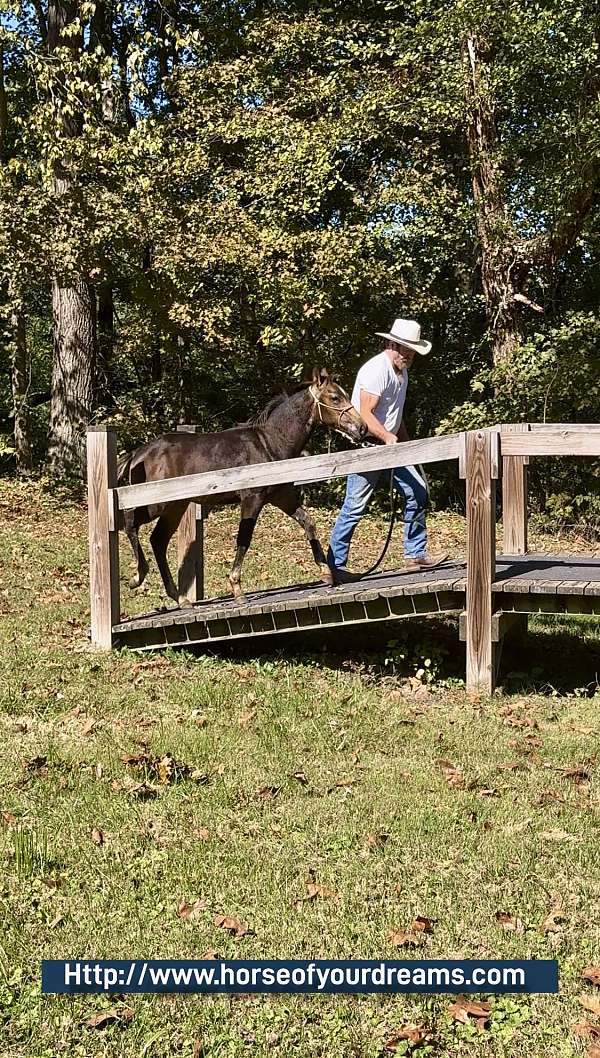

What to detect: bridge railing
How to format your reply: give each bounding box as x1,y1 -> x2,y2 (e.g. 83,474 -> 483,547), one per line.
86,423 -> 600,694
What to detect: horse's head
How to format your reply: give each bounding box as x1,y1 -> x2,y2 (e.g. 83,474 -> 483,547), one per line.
309,368 -> 367,443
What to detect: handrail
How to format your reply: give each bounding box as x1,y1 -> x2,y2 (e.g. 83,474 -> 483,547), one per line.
115,432 -> 462,512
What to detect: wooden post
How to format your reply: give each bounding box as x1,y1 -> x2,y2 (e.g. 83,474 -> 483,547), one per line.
87,426 -> 120,649
465,430 -> 497,695
176,425 -> 204,603
502,423 -> 529,554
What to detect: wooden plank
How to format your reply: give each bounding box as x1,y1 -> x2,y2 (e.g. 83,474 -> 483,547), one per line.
87,427 -> 120,649
176,426 -> 204,603
527,422 -> 600,432
116,433 -> 461,511
501,431 -> 600,457
502,423 -> 529,555
177,502 -> 204,603
465,430 -> 496,695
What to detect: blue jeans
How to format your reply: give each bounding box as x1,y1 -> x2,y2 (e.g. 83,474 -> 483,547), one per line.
328,465 -> 428,569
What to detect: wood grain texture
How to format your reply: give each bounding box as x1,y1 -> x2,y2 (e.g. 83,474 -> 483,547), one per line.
501,430 -> 600,456
465,430 -> 496,694
176,425 -> 204,603
87,427 -> 120,649
502,423 -> 529,555
116,433 -> 461,511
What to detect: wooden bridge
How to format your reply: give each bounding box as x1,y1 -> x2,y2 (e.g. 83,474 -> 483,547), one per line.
87,422 -> 600,694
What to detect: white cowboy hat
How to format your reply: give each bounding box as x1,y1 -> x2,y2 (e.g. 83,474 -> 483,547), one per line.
375,318 -> 431,355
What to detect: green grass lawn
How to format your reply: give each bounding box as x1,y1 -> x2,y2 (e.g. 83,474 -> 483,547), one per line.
1,478 -> 600,1057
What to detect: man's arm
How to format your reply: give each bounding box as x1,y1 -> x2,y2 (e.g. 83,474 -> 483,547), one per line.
359,391 -> 398,445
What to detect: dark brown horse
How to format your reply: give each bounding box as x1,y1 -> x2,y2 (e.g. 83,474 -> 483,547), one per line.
118,369 -> 366,604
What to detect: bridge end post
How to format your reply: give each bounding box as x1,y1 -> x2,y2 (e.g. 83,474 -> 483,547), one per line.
465,430 -> 497,696
87,426 -> 120,649
176,425 -> 204,603
501,423 -> 529,554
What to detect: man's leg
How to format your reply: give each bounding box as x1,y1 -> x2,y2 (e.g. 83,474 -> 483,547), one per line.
392,464 -> 429,558
328,471 -> 380,570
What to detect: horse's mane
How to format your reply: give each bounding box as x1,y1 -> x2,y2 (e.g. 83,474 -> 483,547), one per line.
248,393 -> 289,426
239,382 -> 312,428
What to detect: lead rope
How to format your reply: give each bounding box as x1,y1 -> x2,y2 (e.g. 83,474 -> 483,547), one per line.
353,456 -> 430,578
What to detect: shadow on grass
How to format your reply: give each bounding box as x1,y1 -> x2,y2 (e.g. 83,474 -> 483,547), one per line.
180,614 -> 600,697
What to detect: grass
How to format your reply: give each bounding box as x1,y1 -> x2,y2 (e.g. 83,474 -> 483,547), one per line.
1,476 -> 600,1057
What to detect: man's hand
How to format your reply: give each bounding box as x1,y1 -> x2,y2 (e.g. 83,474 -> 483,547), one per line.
383,431 -> 399,445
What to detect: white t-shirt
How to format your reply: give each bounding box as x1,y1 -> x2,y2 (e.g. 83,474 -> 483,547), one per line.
351,352 -> 408,433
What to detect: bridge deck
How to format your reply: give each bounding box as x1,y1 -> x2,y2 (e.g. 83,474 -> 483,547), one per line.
113,554 -> 600,651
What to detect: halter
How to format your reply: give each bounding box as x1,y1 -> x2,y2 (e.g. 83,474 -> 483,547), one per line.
308,384 -> 356,432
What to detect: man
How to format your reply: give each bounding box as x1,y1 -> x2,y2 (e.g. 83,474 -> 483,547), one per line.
327,318 -> 447,582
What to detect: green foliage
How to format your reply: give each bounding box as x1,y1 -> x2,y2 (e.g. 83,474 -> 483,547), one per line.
0,0 -> 598,513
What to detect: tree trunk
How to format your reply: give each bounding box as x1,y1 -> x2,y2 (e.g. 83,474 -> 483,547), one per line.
462,33 -> 522,364
97,281 -> 114,396
48,279 -> 96,475
47,0 -> 98,476
9,296 -> 33,472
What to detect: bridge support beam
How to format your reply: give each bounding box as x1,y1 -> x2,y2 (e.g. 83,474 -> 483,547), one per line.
502,423 -> 529,554
87,426 -> 120,649
465,430 -> 498,695
176,425 -> 204,604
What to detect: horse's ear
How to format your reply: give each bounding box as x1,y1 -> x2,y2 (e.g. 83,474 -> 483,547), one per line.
318,367 -> 330,385
311,366 -> 320,384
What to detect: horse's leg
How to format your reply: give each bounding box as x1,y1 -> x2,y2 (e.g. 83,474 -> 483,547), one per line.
229,492 -> 265,600
124,511 -> 150,590
271,486 -> 333,585
149,502 -> 189,606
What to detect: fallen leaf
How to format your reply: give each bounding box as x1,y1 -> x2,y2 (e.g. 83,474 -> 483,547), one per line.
237,710 -> 256,727
536,790 -> 565,806
385,1024 -> 429,1049
583,967 -> 600,988
496,911 -> 525,932
541,829 -> 578,842
85,1006 -> 134,1029
503,714 -> 538,729
449,996 -> 491,1028
290,770 -> 309,786
437,759 -> 467,788
178,898 -> 208,920
411,916 -> 434,934
81,717 -> 96,736
326,776 -> 359,793
49,913 -> 64,929
213,914 -> 252,938
540,909 -> 566,934
573,1020 -> 600,1039
563,766 -> 591,785
387,930 -> 422,949
581,996 -> 600,1018
364,832 -> 389,852
1,811 -> 17,826
91,827 -> 104,846
192,1039 -> 205,1058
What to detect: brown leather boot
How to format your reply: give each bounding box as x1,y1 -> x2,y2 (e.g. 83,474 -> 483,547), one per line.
404,552 -> 449,572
